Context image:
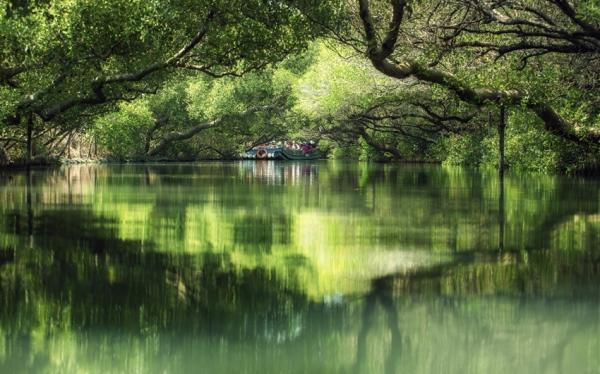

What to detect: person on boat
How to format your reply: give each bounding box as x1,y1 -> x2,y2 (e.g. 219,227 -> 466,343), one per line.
301,143 -> 314,153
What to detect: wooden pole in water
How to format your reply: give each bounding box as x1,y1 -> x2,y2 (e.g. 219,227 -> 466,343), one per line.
498,165 -> 505,252
497,106 -> 506,251
26,113 -> 33,164
26,168 -> 33,242
498,105 -> 506,176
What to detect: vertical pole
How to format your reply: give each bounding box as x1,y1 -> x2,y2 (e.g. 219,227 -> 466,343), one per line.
26,168 -> 34,245
498,106 -> 506,251
67,134 -> 72,159
26,113 -> 33,164
498,105 -> 506,177
498,167 -> 505,252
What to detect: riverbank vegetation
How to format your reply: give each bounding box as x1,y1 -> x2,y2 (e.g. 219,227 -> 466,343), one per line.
1,0 -> 599,173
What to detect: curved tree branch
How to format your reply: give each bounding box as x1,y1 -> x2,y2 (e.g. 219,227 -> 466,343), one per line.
356,0 -> 600,146
37,11 -> 217,122
147,98 -> 285,157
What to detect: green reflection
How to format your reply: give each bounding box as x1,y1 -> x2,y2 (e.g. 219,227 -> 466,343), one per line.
0,162 -> 599,373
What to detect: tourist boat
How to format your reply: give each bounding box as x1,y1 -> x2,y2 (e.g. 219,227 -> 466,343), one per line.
280,148 -> 322,160
241,145 -> 284,160
241,142 -> 322,160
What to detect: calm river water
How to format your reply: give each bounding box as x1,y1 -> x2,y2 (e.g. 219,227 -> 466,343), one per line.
0,162 -> 599,373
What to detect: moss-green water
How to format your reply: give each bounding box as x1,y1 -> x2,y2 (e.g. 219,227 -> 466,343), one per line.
0,162 -> 598,373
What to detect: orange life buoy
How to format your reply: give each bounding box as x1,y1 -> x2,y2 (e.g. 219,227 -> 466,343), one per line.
256,148 -> 268,159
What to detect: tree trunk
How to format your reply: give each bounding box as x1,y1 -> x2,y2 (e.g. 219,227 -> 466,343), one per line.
0,144 -> 10,166
359,128 -> 402,160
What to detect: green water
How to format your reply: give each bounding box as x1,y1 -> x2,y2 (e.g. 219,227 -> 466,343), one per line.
0,162 -> 599,373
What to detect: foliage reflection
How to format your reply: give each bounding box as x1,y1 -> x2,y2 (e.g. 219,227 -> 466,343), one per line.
0,162 -> 598,373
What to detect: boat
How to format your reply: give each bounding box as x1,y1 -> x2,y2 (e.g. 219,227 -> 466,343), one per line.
241,141 -> 322,160
241,146 -> 284,160
280,148 -> 322,160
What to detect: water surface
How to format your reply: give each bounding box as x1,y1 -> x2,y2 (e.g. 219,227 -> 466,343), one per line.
0,162 -> 599,373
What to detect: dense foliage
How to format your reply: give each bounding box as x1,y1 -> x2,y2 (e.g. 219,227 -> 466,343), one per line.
1,0 -> 599,172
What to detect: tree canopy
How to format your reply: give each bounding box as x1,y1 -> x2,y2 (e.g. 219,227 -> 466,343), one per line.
0,0 -> 599,172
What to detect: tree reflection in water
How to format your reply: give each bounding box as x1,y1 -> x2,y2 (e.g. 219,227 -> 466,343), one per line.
0,163 -> 598,373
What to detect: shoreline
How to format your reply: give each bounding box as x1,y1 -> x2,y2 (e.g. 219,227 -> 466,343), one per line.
1,158 -> 599,177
